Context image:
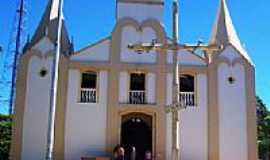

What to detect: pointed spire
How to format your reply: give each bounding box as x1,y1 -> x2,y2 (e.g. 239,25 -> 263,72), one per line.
28,0 -> 72,55
31,0 -> 61,44
210,0 -> 252,64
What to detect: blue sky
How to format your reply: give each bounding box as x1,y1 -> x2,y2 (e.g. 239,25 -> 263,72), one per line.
0,0 -> 269,113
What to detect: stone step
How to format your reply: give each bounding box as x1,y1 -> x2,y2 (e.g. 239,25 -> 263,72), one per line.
81,157 -> 111,160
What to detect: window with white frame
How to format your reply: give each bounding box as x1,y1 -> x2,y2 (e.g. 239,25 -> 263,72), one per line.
129,73 -> 146,104
80,72 -> 97,103
180,74 -> 195,106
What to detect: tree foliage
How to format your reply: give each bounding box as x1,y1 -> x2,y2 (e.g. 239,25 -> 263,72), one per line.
0,114 -> 11,160
257,96 -> 270,159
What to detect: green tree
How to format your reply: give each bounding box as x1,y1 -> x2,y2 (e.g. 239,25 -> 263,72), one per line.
257,96 -> 270,159
0,114 -> 11,160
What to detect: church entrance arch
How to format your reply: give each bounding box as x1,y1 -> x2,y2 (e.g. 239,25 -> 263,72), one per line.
121,113 -> 153,160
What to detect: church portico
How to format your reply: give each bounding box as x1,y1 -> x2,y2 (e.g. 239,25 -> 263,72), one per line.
121,112 -> 153,160
108,106 -> 166,160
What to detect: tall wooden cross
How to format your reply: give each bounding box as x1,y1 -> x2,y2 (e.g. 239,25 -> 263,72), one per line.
128,1 -> 222,159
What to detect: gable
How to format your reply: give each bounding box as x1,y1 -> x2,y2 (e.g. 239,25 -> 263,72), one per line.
32,37 -> 54,56
218,45 -> 241,62
71,38 -> 110,62
120,26 -> 157,63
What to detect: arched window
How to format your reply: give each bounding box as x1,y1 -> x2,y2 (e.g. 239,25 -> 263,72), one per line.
180,74 -> 195,106
80,71 -> 97,103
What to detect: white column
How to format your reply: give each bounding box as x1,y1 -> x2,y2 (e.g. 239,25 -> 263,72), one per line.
146,73 -> 156,104
119,72 -> 129,103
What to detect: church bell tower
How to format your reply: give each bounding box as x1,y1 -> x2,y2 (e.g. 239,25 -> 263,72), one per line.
116,0 -> 164,23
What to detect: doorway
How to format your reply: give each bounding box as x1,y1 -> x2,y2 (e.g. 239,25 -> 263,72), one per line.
121,113 -> 152,160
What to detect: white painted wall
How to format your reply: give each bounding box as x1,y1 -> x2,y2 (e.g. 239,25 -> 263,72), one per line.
119,72 -> 129,103
165,112 -> 173,160
117,2 -> 164,23
219,46 -> 240,62
64,70 -> 108,160
166,73 -> 208,160
218,62 -> 247,160
166,74 -> 173,160
120,26 -> 157,63
167,50 -> 206,66
33,37 -> 54,55
71,39 -> 110,62
22,55 -> 53,160
146,73 -> 156,104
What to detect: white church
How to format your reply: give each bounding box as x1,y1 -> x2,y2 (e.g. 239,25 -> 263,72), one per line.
11,0 -> 257,160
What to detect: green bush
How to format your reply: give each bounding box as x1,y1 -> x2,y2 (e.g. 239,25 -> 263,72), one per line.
257,96 -> 270,159
0,114 -> 11,160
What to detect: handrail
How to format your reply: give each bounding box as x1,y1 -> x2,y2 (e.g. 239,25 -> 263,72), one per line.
129,90 -> 146,104
179,92 -> 195,106
80,88 -> 97,103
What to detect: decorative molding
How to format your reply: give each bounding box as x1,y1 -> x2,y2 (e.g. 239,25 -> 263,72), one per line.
106,17 -> 167,160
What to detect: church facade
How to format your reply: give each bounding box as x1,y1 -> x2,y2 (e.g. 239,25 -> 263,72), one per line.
11,0 -> 257,160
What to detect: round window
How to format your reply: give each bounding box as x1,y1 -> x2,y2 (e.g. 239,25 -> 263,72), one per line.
228,76 -> 236,84
39,68 -> 48,77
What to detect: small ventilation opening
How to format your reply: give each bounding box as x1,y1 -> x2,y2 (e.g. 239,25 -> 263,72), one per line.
39,68 -> 48,77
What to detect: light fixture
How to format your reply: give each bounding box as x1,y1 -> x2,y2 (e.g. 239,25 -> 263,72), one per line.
131,117 -> 141,123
